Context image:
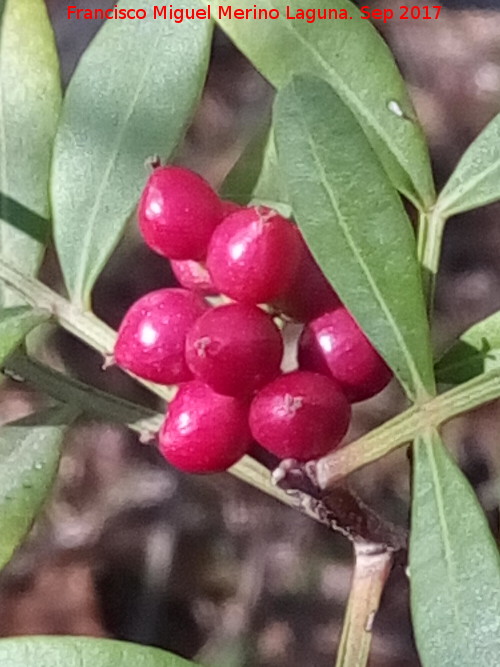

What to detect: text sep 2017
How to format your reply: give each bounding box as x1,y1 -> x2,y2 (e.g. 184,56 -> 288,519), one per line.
67,5 -> 442,24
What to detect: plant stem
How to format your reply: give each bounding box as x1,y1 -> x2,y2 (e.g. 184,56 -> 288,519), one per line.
3,351 -> 406,547
2,257 -> 500,491
335,542 -> 392,667
2,349 -> 318,522
315,365 -> 500,489
0,259 -> 176,402
4,352 -> 163,436
274,467 -> 407,551
417,207 -> 446,313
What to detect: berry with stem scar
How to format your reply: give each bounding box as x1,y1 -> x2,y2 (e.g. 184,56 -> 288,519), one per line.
249,370 -> 351,461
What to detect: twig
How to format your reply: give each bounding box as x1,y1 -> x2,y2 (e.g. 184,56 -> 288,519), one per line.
4,352 -> 408,552
1,257 -> 500,487
417,207 -> 446,315
335,541 -> 393,667
313,365 -> 500,490
273,460 -> 407,553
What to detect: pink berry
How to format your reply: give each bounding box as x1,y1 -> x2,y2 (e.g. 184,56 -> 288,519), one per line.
171,259 -> 217,296
276,237 -> 341,322
206,206 -> 301,304
159,381 -> 252,473
138,166 -> 223,260
298,307 -> 392,403
114,288 -> 207,384
185,304 -> 283,397
249,370 -> 351,461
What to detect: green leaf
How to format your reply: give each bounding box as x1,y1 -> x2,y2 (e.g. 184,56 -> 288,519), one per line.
0,307 -> 49,365
250,127 -> 289,214
410,428 -> 500,667
51,0 -> 213,307
274,76 -> 434,402
435,310 -> 500,384
0,193 -> 49,244
0,0 -> 61,306
205,0 -> 434,209
226,124 -> 291,217
0,0 -> 6,33
437,111 -> 500,216
0,407 -> 74,570
221,121 -> 290,214
0,636 -> 197,667
220,119 -> 272,204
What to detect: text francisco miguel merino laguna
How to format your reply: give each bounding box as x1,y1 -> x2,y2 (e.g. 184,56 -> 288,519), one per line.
67,4 -> 359,23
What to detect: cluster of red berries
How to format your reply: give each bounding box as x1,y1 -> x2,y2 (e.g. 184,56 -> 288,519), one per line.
114,166 -> 392,474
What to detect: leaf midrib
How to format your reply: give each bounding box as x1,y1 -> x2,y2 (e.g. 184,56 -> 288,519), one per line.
424,436 -> 463,644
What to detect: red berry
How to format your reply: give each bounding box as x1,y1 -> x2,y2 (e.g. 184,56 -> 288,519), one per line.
171,259 -> 217,296
276,236 -> 341,322
159,381 -> 251,473
249,370 -> 351,461
221,200 -> 241,217
185,303 -> 283,396
138,166 -> 223,260
206,206 -> 301,304
114,288 -> 207,384
298,307 -> 392,402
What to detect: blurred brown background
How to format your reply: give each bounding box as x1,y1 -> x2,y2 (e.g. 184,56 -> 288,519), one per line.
1,2 -> 500,665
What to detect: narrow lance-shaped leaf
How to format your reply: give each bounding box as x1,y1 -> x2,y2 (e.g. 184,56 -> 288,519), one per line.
223,122 -> 290,215
0,0 -> 61,306
0,306 -> 49,366
410,428 -> 500,667
435,309 -> 500,384
220,119 -> 272,204
0,193 -> 49,244
275,76 -> 434,402
204,0 -> 435,209
52,0 -> 213,307
0,636 -> 197,667
437,111 -> 500,216
0,406 -> 75,570
250,127 -> 290,216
